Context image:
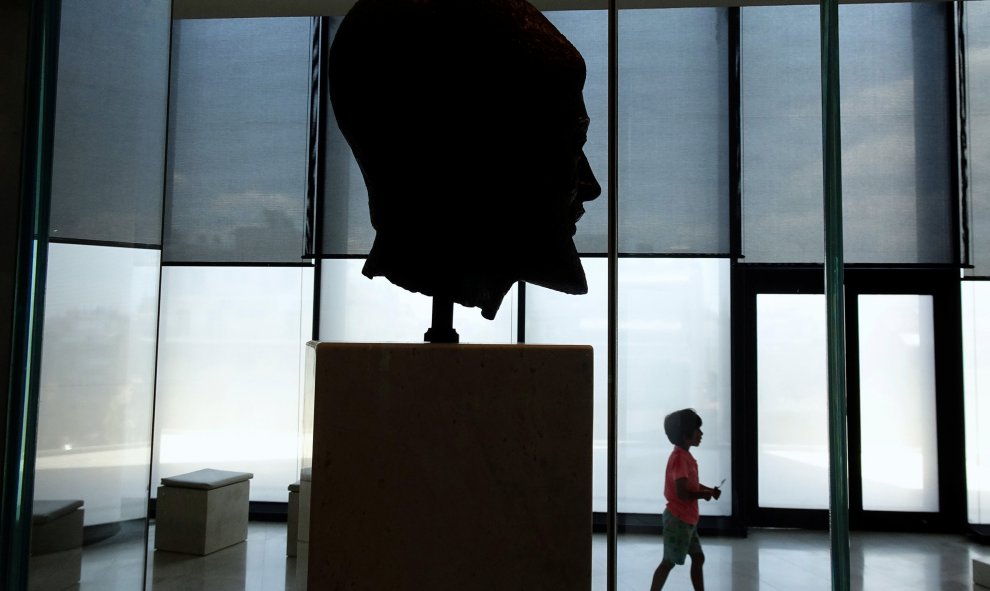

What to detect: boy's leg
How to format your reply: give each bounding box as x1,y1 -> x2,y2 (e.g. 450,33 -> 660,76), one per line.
650,559 -> 674,591
687,528 -> 705,591
654,510 -> 691,591
688,551 -> 705,591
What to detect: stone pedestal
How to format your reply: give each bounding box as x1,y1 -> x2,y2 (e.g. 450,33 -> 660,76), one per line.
303,342 -> 593,591
287,481 -> 300,557
296,468 -> 312,584
29,500 -> 84,591
975,558 -> 990,589
154,468 -> 253,555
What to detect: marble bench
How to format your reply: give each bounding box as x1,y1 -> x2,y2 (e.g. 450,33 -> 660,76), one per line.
286,480 -> 300,557
976,558 -> 990,589
29,499 -> 84,591
154,468 -> 253,555
296,467 -> 312,588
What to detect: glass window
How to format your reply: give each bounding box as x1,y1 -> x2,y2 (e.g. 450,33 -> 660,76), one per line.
164,18 -> 312,264
49,0 -> 171,246
742,6 -> 824,263
526,258 -> 608,510
858,295 -> 939,512
742,4 -> 953,265
153,266 -> 314,501
526,258 -> 731,515
319,17 -> 373,257
318,259 -> 515,344
966,3 -> 990,277
35,244 -> 161,524
545,10 -> 608,255
619,8 -> 730,255
840,4 -> 952,265
756,294 -> 830,510
962,281 -> 990,524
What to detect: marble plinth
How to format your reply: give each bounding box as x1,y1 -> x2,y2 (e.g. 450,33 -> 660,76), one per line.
296,468 -> 312,585
287,481 -> 300,557
304,342 -> 593,591
976,558 -> 990,588
29,499 -> 84,590
154,469 -> 252,555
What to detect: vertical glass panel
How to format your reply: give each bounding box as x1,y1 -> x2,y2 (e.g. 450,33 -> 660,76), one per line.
616,259 -> 732,515
318,259 -> 514,344
153,267 -> 314,501
545,10 -> 608,255
757,294 -> 830,510
963,281 -> 990,524
164,18 -> 311,263
320,17 -> 372,257
526,259 -> 607,510
527,258 -> 731,516
742,6 -> 824,263
840,4 -> 952,265
49,0 -> 171,246
34,243 -> 160,587
966,3 -> 990,277
618,8 -> 730,255
858,295 -> 939,512
742,4 -> 953,265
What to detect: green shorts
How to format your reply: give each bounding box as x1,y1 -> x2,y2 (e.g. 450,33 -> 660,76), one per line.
662,509 -> 702,566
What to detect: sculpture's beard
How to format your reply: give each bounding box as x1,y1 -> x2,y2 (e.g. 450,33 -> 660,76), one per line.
362,216 -> 587,321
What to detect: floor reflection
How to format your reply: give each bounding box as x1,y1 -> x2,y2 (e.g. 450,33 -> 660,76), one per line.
33,521 -> 990,590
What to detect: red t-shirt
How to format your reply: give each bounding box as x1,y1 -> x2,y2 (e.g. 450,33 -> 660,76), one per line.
664,445 -> 699,525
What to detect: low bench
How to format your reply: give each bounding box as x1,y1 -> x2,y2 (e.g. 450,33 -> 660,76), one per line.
154,468 -> 253,555
296,467 -> 312,588
287,480 -> 300,557
29,499 -> 84,591
976,558 -> 990,589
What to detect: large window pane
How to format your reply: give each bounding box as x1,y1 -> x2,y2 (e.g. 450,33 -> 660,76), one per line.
840,4 -> 952,265
153,267 -> 314,501
164,18 -> 311,264
616,258 -> 732,515
742,4 -> 953,265
35,244 -> 160,524
967,3 -> 990,277
546,10 -> 608,255
619,8 -> 730,255
757,294 -> 829,510
742,6 -> 823,263
320,17 -> 373,257
526,258 -> 731,516
318,259 -> 515,344
526,259 -> 608,511
49,0 -> 171,246
963,281 -> 990,524
858,295 -> 939,512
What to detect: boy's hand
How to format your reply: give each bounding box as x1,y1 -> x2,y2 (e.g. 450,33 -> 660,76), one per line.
712,487 -> 722,501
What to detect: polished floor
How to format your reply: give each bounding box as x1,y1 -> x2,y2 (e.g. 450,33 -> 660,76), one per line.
51,520 -> 990,590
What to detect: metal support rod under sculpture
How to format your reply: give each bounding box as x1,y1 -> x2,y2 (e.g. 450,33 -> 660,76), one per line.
424,296 -> 459,344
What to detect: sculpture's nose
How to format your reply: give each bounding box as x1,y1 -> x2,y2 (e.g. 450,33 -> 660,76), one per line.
577,153 -> 601,203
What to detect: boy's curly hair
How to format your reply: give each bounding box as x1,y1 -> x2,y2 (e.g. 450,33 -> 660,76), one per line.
664,408 -> 702,445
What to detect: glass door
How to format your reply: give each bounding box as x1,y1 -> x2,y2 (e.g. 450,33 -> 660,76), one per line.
744,268 -> 965,531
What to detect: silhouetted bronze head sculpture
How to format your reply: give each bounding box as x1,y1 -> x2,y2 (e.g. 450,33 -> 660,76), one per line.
328,0 -> 601,320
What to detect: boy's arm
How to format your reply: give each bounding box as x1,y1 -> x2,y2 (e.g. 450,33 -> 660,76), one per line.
698,483 -> 722,500
675,478 -> 713,501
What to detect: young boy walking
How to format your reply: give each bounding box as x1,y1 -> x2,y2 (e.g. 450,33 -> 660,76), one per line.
651,408 -> 721,591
